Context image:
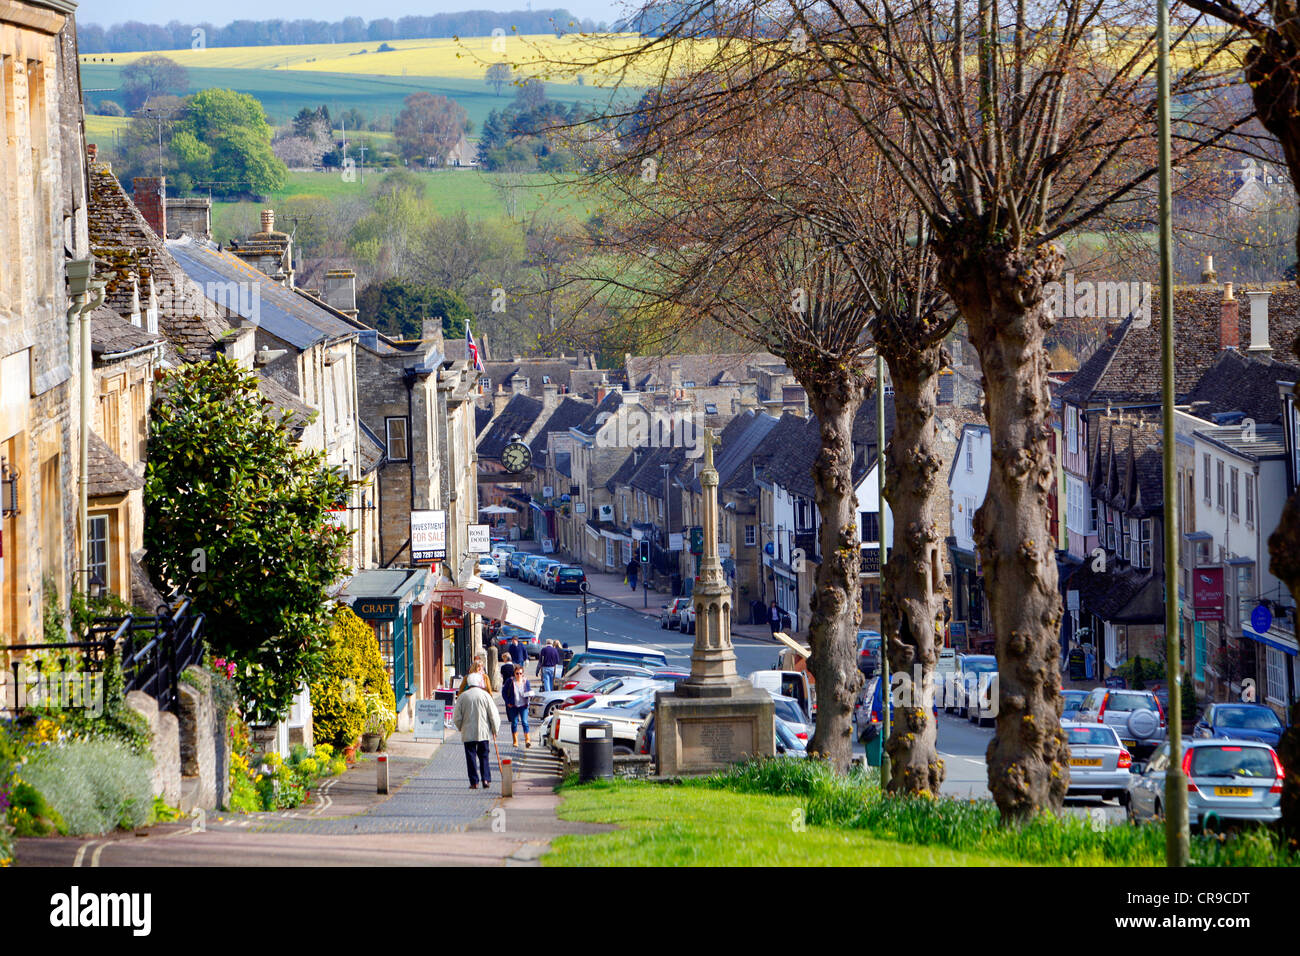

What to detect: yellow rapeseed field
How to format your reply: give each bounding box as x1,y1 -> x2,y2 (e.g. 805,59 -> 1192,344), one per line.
81,34 -> 725,87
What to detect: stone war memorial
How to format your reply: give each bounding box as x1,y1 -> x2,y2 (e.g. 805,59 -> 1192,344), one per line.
656,428 -> 775,775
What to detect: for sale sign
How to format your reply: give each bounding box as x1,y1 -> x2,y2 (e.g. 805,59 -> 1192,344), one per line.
412,510 -> 447,563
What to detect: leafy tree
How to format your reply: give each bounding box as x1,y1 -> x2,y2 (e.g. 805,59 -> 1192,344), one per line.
121,54 -> 188,113
357,279 -> 472,339
95,99 -> 125,117
143,358 -> 353,725
486,62 -> 512,96
393,92 -> 469,165
292,105 -> 331,140
339,107 -> 367,132
179,89 -> 287,195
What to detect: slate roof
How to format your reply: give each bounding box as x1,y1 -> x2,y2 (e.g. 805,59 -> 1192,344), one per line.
1194,423 -> 1287,461
482,355 -> 595,395
530,397 -> 593,456
688,411 -> 779,495
358,420 -> 386,474
87,165 -> 234,360
605,446 -> 648,493
573,390 -> 624,436
625,351 -> 782,389
475,405 -> 494,437
570,367 -> 627,397
1065,561 -> 1164,623
630,445 -> 689,496
478,394 -> 543,459
90,305 -> 161,358
1087,414 -> 1164,516
86,432 -> 142,498
1058,284 -> 1300,406
724,412 -> 809,498
167,237 -> 359,350
1185,350 -> 1300,426
257,375 -> 317,431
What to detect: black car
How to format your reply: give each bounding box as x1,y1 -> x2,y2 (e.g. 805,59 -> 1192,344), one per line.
552,566 -> 587,594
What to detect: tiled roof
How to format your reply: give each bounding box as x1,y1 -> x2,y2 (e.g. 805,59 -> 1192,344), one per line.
1088,414 -> 1164,516
475,405 -> 494,436
87,165 -> 234,361
358,420 -> 386,474
573,390 -> 624,436
630,445 -> 689,496
530,397 -> 593,456
1059,284 -> 1300,406
1065,562 -> 1164,623
478,394 -> 543,459
758,414 -> 824,499
86,432 -> 142,497
570,367 -> 627,397
625,352 -> 782,389
605,446 -> 646,492
483,355 -> 595,396
689,411 -> 779,494
1185,350 -> 1300,426
90,305 -> 161,358
1194,423 -> 1287,461
725,412 -> 809,497
257,374 -> 317,431
167,237 -> 359,350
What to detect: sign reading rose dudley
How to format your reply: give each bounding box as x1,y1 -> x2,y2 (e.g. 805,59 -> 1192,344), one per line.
411,510 -> 447,563
1193,567 -> 1225,621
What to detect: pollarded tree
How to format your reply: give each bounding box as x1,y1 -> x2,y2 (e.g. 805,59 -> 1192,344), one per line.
541,0 -> 1239,818
144,358 -> 354,725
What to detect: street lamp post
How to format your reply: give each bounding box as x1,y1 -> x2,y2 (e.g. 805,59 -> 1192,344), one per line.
1157,0 -> 1189,866
877,351 -> 891,789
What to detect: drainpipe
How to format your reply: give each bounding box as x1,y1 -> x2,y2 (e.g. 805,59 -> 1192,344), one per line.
66,260 -> 106,596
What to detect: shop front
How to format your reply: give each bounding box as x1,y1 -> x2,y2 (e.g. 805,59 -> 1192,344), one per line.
339,568 -> 430,729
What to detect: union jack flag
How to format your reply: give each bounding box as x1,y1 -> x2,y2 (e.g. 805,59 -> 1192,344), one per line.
466,324 -> 483,372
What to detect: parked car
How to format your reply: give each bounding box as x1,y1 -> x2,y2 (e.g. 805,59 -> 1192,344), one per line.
748,670 -> 814,722
476,557 -> 500,582
853,674 -> 941,744
496,623 -> 540,660
524,557 -> 549,586
953,654 -> 998,723
660,597 -> 691,629
1061,721 -> 1133,804
1192,703 -> 1287,748
555,662 -> 656,692
541,564 -> 561,591
679,602 -> 696,634
775,716 -> 809,755
506,551 -> 528,578
538,559 -> 563,587
856,630 -> 882,678
490,545 -> 516,568
544,694 -> 656,755
1128,739 -> 1283,828
1061,689 -> 1090,722
565,640 -> 669,672
769,692 -> 813,741
528,674 -> 655,720
1075,687 -> 1167,757
553,566 -> 587,594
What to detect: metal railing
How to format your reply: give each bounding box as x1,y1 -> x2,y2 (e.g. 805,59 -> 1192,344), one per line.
2,597 -> 205,716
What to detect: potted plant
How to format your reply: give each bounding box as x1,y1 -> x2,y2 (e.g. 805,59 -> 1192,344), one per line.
360,693 -> 395,752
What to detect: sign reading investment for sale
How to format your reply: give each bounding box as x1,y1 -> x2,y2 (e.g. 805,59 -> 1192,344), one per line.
411,510 -> 447,563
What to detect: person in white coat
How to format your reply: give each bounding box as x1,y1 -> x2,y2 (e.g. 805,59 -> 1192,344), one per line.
453,683 -> 500,789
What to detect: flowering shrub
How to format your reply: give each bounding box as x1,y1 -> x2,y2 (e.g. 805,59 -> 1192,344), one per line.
224,716 -> 346,814
309,605 -> 396,749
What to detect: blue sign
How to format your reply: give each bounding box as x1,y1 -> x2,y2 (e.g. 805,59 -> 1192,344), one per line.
1251,603 -> 1273,635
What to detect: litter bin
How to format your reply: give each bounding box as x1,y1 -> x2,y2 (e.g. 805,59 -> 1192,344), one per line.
578,720 -> 614,783
861,724 -> 883,767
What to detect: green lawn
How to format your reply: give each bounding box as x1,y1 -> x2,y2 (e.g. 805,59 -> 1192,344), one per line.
545,780 -> 1033,867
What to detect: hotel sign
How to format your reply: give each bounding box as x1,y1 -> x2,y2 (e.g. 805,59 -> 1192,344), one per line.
353,597 -> 399,620
411,509 -> 447,563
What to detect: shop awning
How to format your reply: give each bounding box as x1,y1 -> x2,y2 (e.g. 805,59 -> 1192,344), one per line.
466,577 -> 546,636
431,587 -> 510,624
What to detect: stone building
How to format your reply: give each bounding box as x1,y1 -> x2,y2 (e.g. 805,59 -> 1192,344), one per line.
1,0 -> 89,643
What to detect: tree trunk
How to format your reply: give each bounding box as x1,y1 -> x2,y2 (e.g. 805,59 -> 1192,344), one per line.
1268,480 -> 1300,840
804,373 -> 868,772
938,240 -> 1068,821
879,336 -> 947,796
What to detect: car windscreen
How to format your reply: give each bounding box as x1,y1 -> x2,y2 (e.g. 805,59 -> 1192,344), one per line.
1106,693 -> 1157,712
559,569 -> 583,578
1188,746 -> 1276,779
962,658 -> 998,674
1066,727 -> 1119,747
773,698 -> 803,724
1216,707 -> 1283,730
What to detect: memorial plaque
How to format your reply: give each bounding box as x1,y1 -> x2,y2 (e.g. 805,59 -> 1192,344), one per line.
678,717 -> 755,770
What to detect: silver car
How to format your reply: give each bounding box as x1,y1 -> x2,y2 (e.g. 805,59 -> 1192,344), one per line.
1062,721 -> 1133,804
1128,739 -> 1283,829
1074,687 -> 1167,756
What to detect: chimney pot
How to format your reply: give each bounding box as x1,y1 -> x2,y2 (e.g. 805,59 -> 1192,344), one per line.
1201,254 -> 1216,284
261,209 -> 275,233
86,143 -> 97,163
1246,289 -> 1273,355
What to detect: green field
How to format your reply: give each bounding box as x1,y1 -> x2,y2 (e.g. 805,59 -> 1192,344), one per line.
78,64 -> 635,131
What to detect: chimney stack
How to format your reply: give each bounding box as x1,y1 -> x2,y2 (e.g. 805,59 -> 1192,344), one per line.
1219,283 -> 1239,351
542,381 -> 560,414
323,269 -> 358,318
132,177 -> 167,240
86,143 -> 97,163
1246,289 -> 1273,357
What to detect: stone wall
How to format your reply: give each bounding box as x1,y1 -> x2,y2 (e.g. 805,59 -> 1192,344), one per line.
178,667 -> 229,811
126,690 -> 181,806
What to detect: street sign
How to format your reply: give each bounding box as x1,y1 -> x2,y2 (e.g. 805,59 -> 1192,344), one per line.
467,524 -> 491,553
541,537 -> 554,553
719,542 -> 732,559
543,485 -> 554,498
576,603 -> 595,618
1193,568 -> 1225,621
353,597 -> 399,620
669,532 -> 684,551
1251,603 -> 1273,634
411,509 -> 447,562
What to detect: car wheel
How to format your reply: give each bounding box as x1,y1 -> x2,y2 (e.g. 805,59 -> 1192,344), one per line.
1117,790 -> 1131,807
544,702 -> 560,717
613,744 -> 634,756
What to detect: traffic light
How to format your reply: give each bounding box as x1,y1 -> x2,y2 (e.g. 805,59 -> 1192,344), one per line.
639,539 -> 650,563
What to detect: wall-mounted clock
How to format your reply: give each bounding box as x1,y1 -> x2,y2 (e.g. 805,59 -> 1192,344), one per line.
501,440 -> 532,474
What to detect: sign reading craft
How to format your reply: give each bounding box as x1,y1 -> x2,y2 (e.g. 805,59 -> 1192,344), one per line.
353,597 -> 399,620
411,509 -> 447,563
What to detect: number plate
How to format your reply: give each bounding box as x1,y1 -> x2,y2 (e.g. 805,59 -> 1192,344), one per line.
1121,739 -> 1137,747
1069,758 -> 1103,767
1213,786 -> 1252,797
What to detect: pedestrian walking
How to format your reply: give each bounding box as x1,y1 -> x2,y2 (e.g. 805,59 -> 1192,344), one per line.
626,557 -> 639,591
537,639 -> 562,691
453,681 -> 500,789
508,635 -> 527,671
459,656 -> 494,694
768,600 -> 782,637
560,642 -> 573,670
502,665 -> 533,748
499,652 -> 516,685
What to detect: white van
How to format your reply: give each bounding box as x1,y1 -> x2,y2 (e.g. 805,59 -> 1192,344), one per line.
748,670 -> 815,722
